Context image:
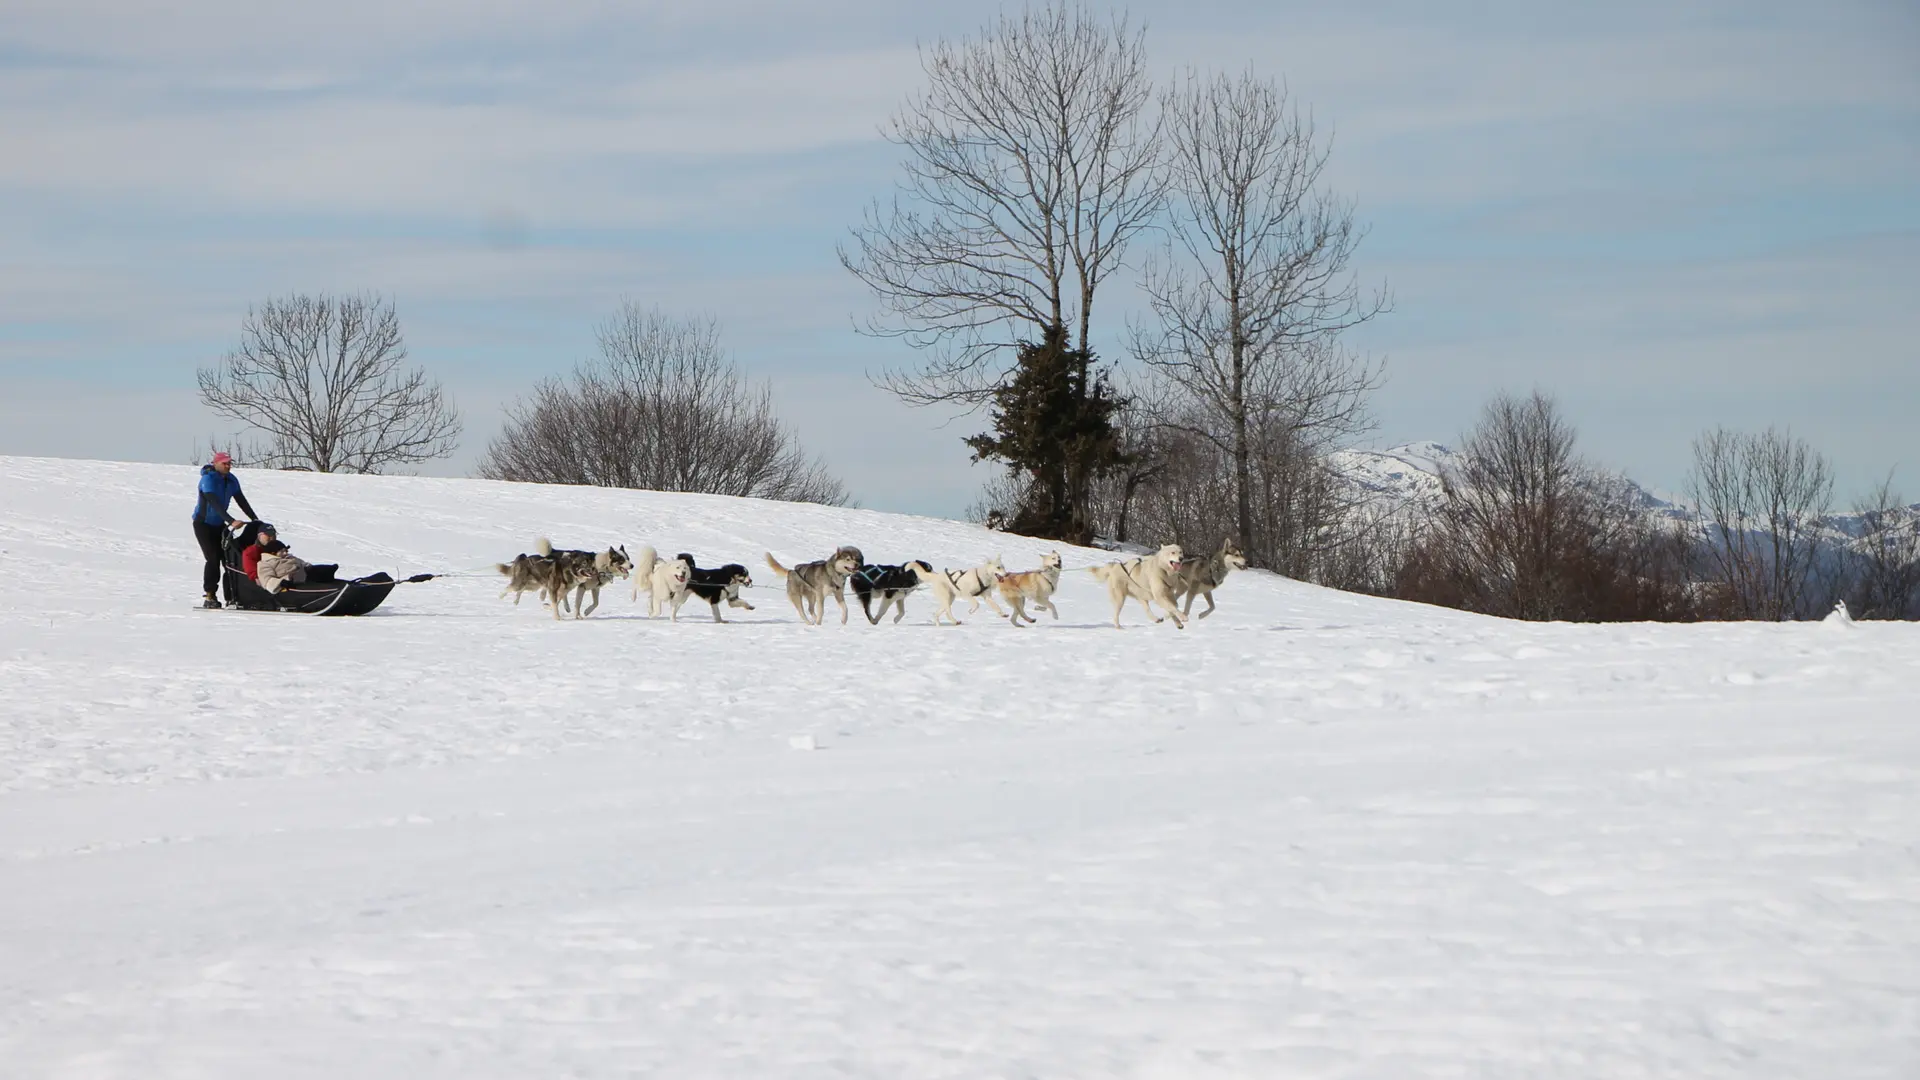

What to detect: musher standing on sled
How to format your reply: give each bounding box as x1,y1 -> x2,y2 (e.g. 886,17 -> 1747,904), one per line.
192,451 -> 258,608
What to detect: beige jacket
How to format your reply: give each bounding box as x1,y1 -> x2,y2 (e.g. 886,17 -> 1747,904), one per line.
256,550 -> 311,593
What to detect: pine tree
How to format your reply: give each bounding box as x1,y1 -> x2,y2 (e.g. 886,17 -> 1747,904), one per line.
966,324 -> 1129,544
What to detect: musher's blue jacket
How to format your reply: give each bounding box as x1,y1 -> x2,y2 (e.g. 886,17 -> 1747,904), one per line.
192,465 -> 256,526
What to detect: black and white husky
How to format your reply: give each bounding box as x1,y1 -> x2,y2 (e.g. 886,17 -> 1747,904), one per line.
676,554 -> 756,623
850,560 -> 928,625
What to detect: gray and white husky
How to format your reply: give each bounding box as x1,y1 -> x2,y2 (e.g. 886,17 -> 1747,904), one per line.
1170,538 -> 1249,619
497,542 -> 609,621
543,538 -> 633,619
764,546 -> 863,625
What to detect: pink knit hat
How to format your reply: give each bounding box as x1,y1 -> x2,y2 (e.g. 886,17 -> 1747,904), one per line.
211,451 -> 233,465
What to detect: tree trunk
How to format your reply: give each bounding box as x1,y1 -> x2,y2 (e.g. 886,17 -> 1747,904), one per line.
1231,326 -> 1253,553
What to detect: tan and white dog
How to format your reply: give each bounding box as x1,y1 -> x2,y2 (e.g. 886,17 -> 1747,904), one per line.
631,546 -> 694,619
765,546 -> 863,625
1171,538 -> 1249,619
994,551 -> 1064,626
1086,543 -> 1187,629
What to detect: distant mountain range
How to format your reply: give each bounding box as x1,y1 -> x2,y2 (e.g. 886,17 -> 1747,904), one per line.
1329,443 -> 1918,550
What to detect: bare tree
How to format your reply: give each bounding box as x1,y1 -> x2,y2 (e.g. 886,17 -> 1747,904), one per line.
198,294 -> 461,473
1401,392 -> 1694,621
1420,392 -> 1586,619
1084,383 -> 1171,545
192,433 -> 277,470
1316,499 -> 1417,597
1134,69 -> 1386,561
1686,426 -> 1834,620
1844,473 -> 1920,620
478,305 -> 848,506
840,2 -> 1162,406
1090,395 -> 1373,579
965,468 -> 1036,531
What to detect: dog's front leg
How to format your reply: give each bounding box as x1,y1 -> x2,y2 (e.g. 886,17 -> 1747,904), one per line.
1156,592 -> 1185,629
1134,592 -> 1162,624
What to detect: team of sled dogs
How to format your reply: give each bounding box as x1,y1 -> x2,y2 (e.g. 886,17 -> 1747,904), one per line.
496,537 -> 1251,628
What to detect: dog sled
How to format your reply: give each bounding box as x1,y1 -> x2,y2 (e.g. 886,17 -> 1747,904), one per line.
205,521 -> 434,616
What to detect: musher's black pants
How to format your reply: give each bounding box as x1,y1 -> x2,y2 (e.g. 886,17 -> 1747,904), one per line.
193,521 -> 226,596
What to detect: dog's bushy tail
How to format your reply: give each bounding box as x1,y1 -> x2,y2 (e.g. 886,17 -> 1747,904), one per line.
631,545 -> 659,602
495,562 -> 513,577
536,537 -> 554,558
765,553 -> 791,578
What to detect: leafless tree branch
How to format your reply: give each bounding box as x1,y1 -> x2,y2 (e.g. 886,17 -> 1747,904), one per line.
841,2 -> 1163,406
196,294 -> 461,473
1130,68 -> 1387,565
1686,426 -> 1834,620
478,304 -> 848,506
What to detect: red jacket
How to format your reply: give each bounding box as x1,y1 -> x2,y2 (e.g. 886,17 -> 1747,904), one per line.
242,543 -> 266,581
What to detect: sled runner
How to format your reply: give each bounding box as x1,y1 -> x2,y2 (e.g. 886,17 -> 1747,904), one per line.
207,521 -> 431,616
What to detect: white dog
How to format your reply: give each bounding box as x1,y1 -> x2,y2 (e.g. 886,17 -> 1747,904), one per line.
907,556 -> 1008,625
631,546 -> 694,619
1085,543 -> 1186,629
949,555 -> 1009,618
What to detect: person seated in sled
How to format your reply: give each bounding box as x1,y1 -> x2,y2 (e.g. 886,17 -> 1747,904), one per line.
251,530 -> 339,593
241,523 -> 278,582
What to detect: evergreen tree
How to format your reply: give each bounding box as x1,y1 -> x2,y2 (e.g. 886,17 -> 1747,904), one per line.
966,325 -> 1129,543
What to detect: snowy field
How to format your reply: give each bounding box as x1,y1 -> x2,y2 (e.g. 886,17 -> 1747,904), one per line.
2,455 -> 1917,1078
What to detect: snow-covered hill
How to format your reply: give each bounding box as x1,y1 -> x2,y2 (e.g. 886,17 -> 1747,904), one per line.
3,455 -> 1917,1077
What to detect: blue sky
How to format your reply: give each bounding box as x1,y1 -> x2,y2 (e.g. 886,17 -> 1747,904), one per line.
1,0 -> 1915,516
